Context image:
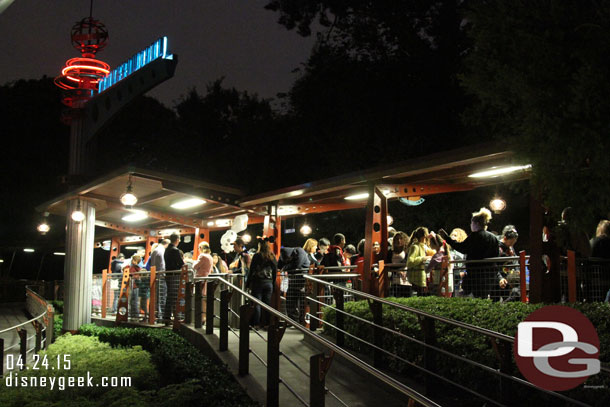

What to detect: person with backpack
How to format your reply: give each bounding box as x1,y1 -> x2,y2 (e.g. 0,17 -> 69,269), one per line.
246,237 -> 278,328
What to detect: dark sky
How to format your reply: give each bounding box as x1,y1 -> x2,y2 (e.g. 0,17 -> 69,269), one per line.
0,0 -> 316,106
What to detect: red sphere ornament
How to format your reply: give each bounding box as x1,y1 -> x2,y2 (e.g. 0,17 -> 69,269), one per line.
55,16 -> 110,108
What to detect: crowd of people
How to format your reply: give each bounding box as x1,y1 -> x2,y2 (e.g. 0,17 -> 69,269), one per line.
104,209 -> 610,326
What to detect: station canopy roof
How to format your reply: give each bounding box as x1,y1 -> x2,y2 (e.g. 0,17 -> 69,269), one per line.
37,143 -> 530,243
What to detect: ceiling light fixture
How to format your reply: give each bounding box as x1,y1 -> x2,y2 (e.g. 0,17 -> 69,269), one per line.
215,219 -> 231,227
489,197 -> 507,214
53,252 -> 66,256
170,198 -> 206,209
71,200 -> 85,222
300,225 -> 312,236
122,210 -> 148,222
24,248 -> 35,253
344,193 -> 369,201
468,164 -> 532,179
120,174 -> 138,207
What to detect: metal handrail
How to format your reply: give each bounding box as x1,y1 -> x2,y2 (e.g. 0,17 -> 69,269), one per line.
305,275 -> 514,342
305,276 -> 603,407
196,275 -> 440,407
0,311 -> 47,336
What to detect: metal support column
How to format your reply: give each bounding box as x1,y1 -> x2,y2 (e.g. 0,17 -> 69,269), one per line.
63,199 -> 95,331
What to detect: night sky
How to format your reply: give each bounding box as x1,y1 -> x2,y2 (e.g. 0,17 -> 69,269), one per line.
0,0 -> 316,106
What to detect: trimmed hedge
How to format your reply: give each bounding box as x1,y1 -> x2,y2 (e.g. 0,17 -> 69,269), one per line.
79,324 -> 258,406
0,334 -> 158,407
323,297 -> 609,406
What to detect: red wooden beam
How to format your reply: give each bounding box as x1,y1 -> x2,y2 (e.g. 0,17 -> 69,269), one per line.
95,220 -> 151,235
379,183 -> 475,199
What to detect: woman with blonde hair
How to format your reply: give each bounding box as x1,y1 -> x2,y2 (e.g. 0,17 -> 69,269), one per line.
440,208 -> 499,298
194,242 -> 213,278
303,238 -> 319,266
407,227 -> 432,296
193,242 -> 214,323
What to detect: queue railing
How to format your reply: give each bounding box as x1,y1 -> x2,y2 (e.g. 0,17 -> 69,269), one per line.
192,273 -> 440,407
304,275 -> 604,407
380,253 -> 530,303
1,286 -> 54,376
560,251 -> 610,303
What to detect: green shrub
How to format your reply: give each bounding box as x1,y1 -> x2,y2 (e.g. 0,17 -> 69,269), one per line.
323,297 -> 610,406
50,300 -> 64,314
53,313 -> 63,339
0,334 -> 158,407
79,324 -> 257,406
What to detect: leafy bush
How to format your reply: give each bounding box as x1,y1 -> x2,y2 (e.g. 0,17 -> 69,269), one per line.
0,334 -> 158,407
323,297 -> 610,406
79,324 -> 257,406
53,313 -> 63,339
50,300 -> 64,314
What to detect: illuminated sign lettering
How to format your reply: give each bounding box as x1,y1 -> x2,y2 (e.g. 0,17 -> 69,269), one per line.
97,36 -> 173,93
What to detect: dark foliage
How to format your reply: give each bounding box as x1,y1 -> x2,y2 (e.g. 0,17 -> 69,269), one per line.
79,324 -> 257,406
323,297 -> 609,406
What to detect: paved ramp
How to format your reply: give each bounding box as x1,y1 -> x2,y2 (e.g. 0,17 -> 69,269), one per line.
0,303 -> 35,375
185,324 -> 414,407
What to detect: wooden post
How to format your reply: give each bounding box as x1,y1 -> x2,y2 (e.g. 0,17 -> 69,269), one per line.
310,352 -> 333,407
101,268 -> 108,318
194,281 -> 203,329
239,302 -> 255,376
115,266 -> 130,324
378,260 -> 388,297
519,251 -> 528,303
148,266 -> 157,325
144,235 -> 156,263
567,250 -> 577,303
528,189 -> 544,303
267,320 -> 286,407
184,282 -> 193,324
18,328 -> 27,370
106,237 -> 121,280
206,281 -> 217,334
46,304 -> 54,347
34,321 -> 42,353
219,289 -> 231,351
0,338 -> 4,376
172,265 -> 189,331
363,184 -> 388,295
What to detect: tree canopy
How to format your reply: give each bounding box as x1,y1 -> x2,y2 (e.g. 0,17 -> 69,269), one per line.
461,0 -> 610,227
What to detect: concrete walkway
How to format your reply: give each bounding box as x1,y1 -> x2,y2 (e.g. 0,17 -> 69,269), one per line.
183,324 -> 416,407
